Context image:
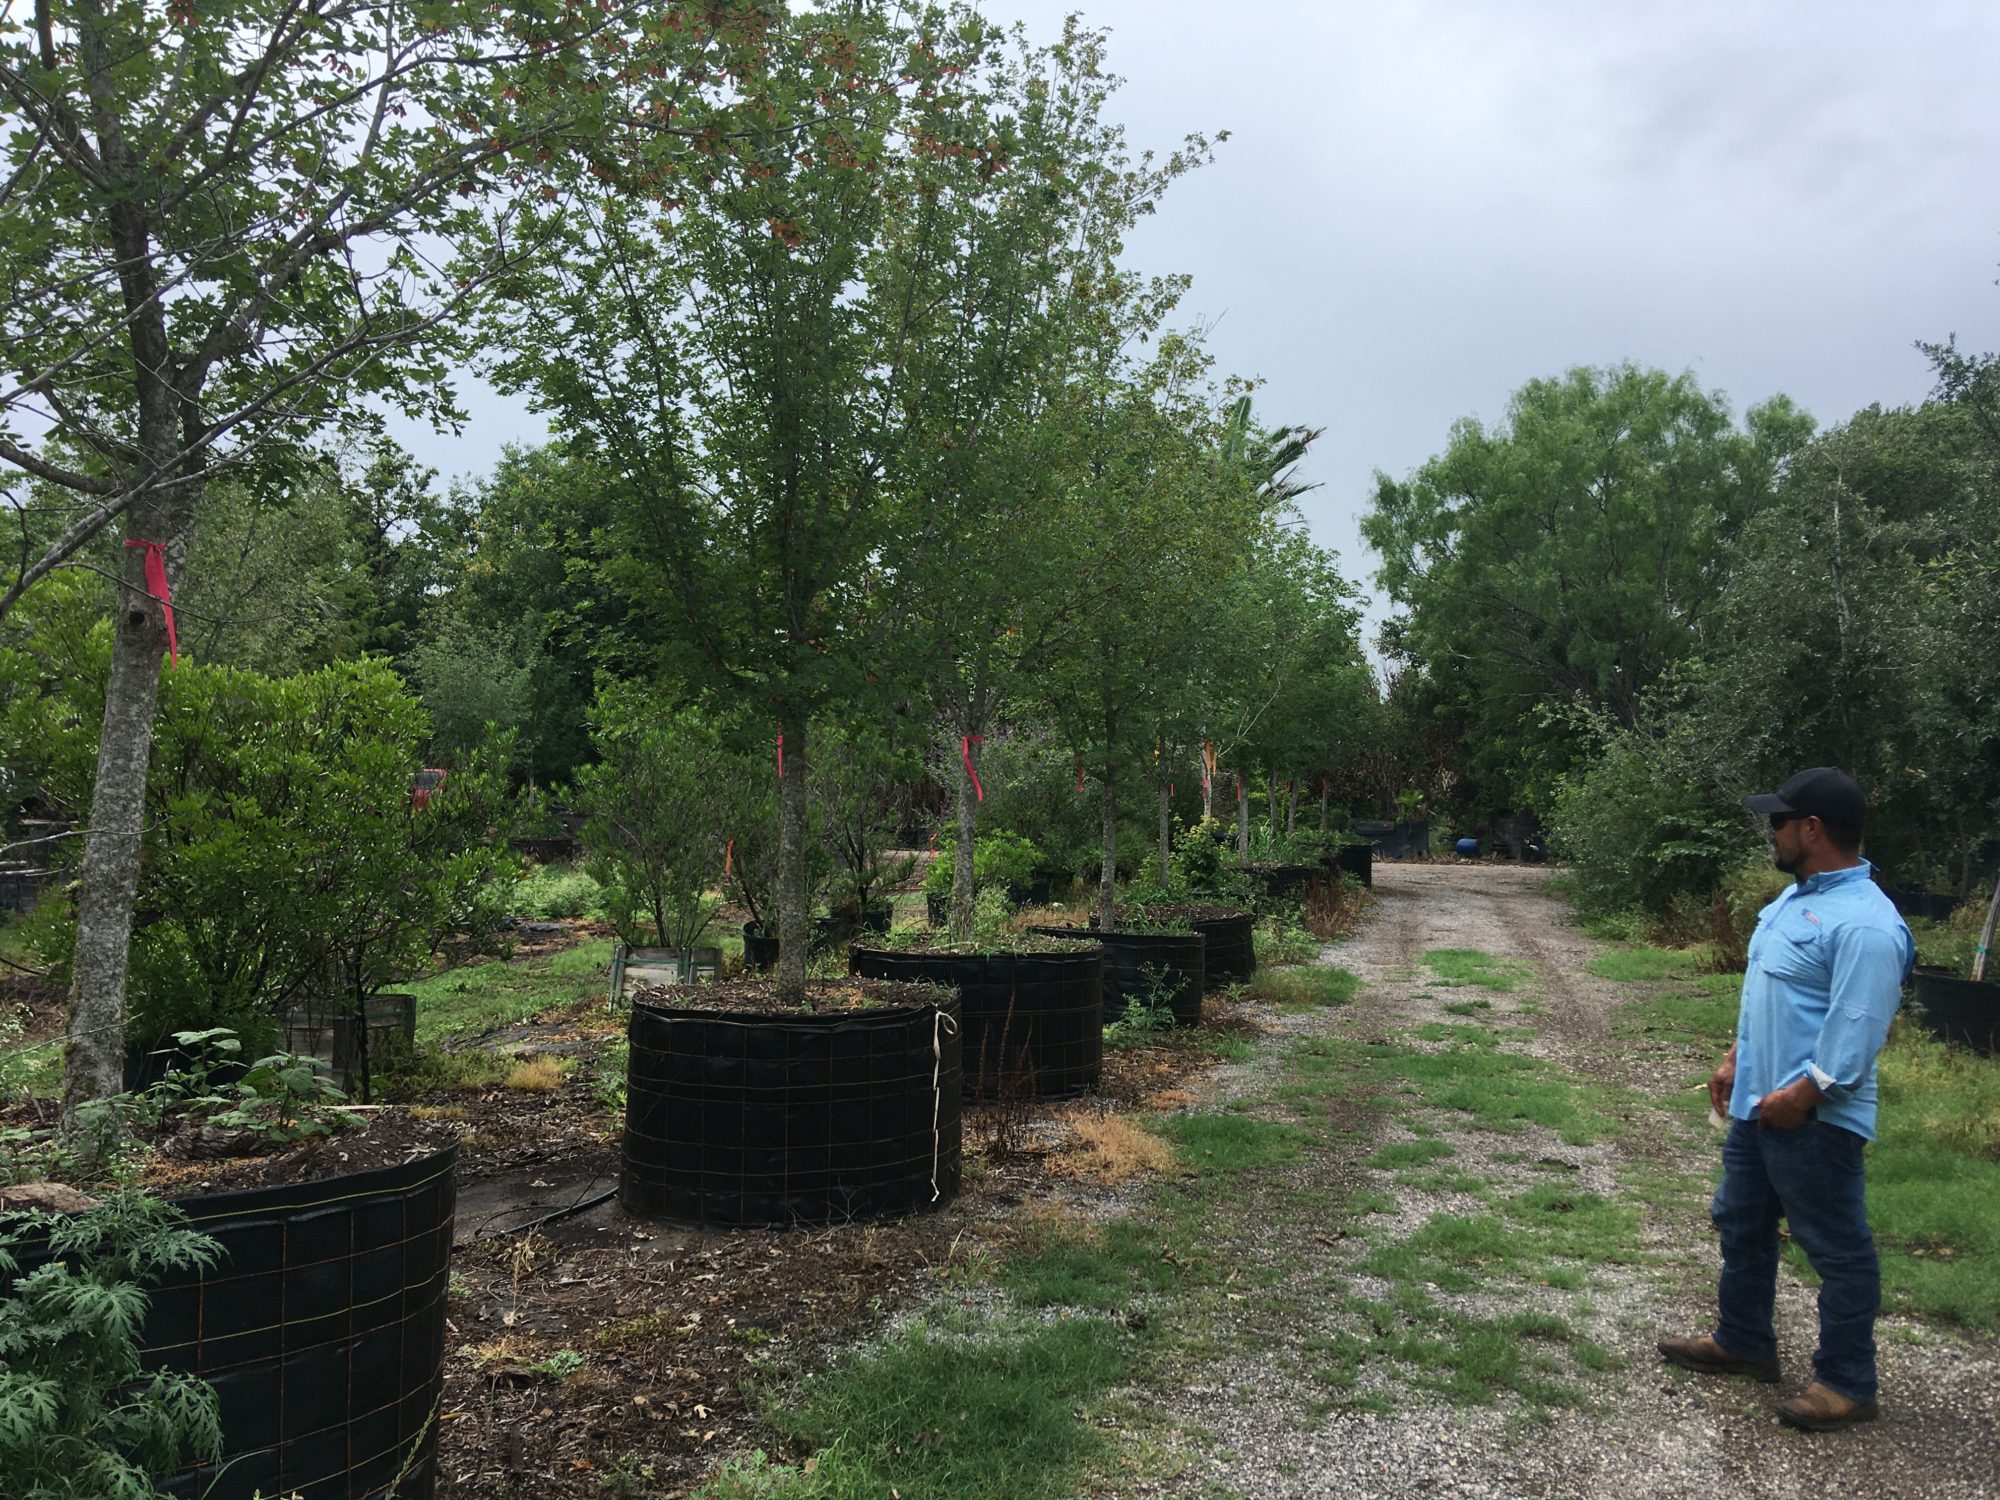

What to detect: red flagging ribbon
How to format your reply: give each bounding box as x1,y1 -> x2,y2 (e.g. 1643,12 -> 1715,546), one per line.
775,732 -> 784,780
961,735 -> 984,802
123,539 -> 177,667
724,839 -> 734,879
1075,752 -> 1085,792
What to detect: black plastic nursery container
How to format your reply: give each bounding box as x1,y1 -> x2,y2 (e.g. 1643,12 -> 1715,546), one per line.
4,1143 -> 458,1500
742,922 -> 780,972
848,945 -> 1103,1099
1030,926 -> 1205,1027
1908,968 -> 1999,1056
1330,842 -> 1373,887
621,987 -> 963,1228
1245,863 -> 1319,904
1137,905 -> 1255,991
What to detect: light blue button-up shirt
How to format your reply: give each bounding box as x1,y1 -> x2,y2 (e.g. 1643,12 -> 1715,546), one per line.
1730,860 -> 1914,1141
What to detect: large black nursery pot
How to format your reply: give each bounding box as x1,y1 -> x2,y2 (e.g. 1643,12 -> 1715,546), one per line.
621,984 -> 963,1228
1030,925 -> 1204,1027
1134,905 -> 1255,991
1329,842 -> 1372,887
848,944 -> 1103,1099
741,922 -> 781,972
5,1143 -> 459,1500
1908,967 -> 2000,1056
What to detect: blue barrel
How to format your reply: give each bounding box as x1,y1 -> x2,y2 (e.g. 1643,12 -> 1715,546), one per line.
1454,837 -> 1480,858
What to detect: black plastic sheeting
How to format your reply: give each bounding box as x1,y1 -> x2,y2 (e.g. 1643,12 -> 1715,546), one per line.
1139,907 -> 1255,991
621,992 -> 963,1227
5,1145 -> 457,1500
849,946 -> 1103,1099
1030,927 -> 1204,1027
1908,970 -> 1999,1056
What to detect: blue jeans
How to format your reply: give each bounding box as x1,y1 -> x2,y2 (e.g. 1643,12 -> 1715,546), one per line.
1711,1116 -> 1879,1401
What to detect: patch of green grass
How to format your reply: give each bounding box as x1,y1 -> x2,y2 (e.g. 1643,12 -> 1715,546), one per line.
1621,972 -> 1738,1049
1199,1034 -> 1255,1063
1245,966 -> 1359,1012
1153,1114 -> 1305,1175
405,938 -> 617,1042
1302,1034 -> 1612,1145
1349,1188 -> 1398,1214
1442,999 -> 1491,1017
1870,1030 -> 2000,1329
1365,1139 -> 1453,1170
1411,1021 -> 1497,1049
1001,1217 -> 1181,1310
1326,1292 -> 1591,1408
1423,949 -> 1531,993
1585,946 -> 1696,983
736,1314 -> 1138,1500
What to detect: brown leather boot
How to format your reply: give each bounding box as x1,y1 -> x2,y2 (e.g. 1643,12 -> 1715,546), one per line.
1656,1333 -> 1781,1382
1777,1382 -> 1880,1431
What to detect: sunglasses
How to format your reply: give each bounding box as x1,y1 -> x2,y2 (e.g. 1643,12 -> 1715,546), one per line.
1768,812 -> 1814,830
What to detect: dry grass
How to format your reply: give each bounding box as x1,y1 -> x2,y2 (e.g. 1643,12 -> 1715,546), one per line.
503,1056 -> 570,1092
1302,877 -> 1369,941
1046,1112 -> 1176,1185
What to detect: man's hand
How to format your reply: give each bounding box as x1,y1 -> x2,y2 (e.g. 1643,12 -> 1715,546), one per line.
1707,1045 -> 1737,1118
1755,1075 -> 1822,1130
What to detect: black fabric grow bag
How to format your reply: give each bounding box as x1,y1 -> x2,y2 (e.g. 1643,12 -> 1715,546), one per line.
4,1144 -> 457,1500
1909,969 -> 2000,1056
1030,926 -> 1204,1026
848,946 -> 1103,1099
621,992 -> 962,1227
742,923 -> 780,972
1136,906 -> 1255,990
1329,843 -> 1372,887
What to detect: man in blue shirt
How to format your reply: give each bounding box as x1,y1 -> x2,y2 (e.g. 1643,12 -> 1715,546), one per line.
1658,767 -> 1914,1432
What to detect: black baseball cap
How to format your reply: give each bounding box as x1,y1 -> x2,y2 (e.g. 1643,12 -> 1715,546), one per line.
1747,767 -> 1866,830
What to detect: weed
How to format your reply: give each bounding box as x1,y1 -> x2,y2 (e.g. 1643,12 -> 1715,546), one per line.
528,1348 -> 586,1380
510,863 -> 607,921
1048,1114 -> 1176,1186
1255,916 -> 1319,968
1423,950 -> 1532,992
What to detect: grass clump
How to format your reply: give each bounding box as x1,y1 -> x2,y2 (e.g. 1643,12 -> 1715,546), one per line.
1585,946 -> 1696,983
740,1315 -> 1138,1500
1000,1215 -> 1179,1310
1152,1113 -> 1305,1175
1365,1139 -> 1453,1170
1423,949 -> 1531,992
503,1056 -> 570,1092
1245,966 -> 1359,1012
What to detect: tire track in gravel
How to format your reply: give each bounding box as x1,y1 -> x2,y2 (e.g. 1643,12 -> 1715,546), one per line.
1125,863 -> 1999,1500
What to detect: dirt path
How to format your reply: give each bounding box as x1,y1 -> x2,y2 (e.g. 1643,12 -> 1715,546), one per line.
1129,862 -> 2000,1500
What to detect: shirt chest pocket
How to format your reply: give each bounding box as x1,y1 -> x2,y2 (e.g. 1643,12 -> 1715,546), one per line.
1763,920 -> 1829,987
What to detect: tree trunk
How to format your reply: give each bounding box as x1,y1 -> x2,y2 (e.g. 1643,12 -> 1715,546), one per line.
1319,780 -> 1330,833
62,555 -> 175,1128
1267,773 -> 1279,841
1286,779 -> 1299,838
1235,771 -> 1250,860
776,708 -> 810,1004
1098,751 -> 1118,932
1157,775 -> 1172,887
951,720 -> 979,943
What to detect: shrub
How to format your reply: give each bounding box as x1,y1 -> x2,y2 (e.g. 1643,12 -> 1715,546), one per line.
923,831 -> 1044,899
509,864 -> 605,921
1549,723 -> 1753,919
13,659 -> 515,1054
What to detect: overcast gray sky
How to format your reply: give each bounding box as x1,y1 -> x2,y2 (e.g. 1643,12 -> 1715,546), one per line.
388,0 -> 2000,648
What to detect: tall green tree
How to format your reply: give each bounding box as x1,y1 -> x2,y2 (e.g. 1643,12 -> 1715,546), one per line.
0,0 -> 711,1120
490,4 -> 1113,996
1362,364 -> 1812,807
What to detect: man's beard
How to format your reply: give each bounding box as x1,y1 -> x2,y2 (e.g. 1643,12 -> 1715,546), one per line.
1773,846 -> 1805,877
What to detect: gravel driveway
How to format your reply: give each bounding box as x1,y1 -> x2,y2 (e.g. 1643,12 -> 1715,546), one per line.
1124,862 -> 2000,1500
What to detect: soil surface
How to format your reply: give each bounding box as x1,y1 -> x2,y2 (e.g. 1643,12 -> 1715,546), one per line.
1121,863 -> 2000,1500
628,977 -> 943,1016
